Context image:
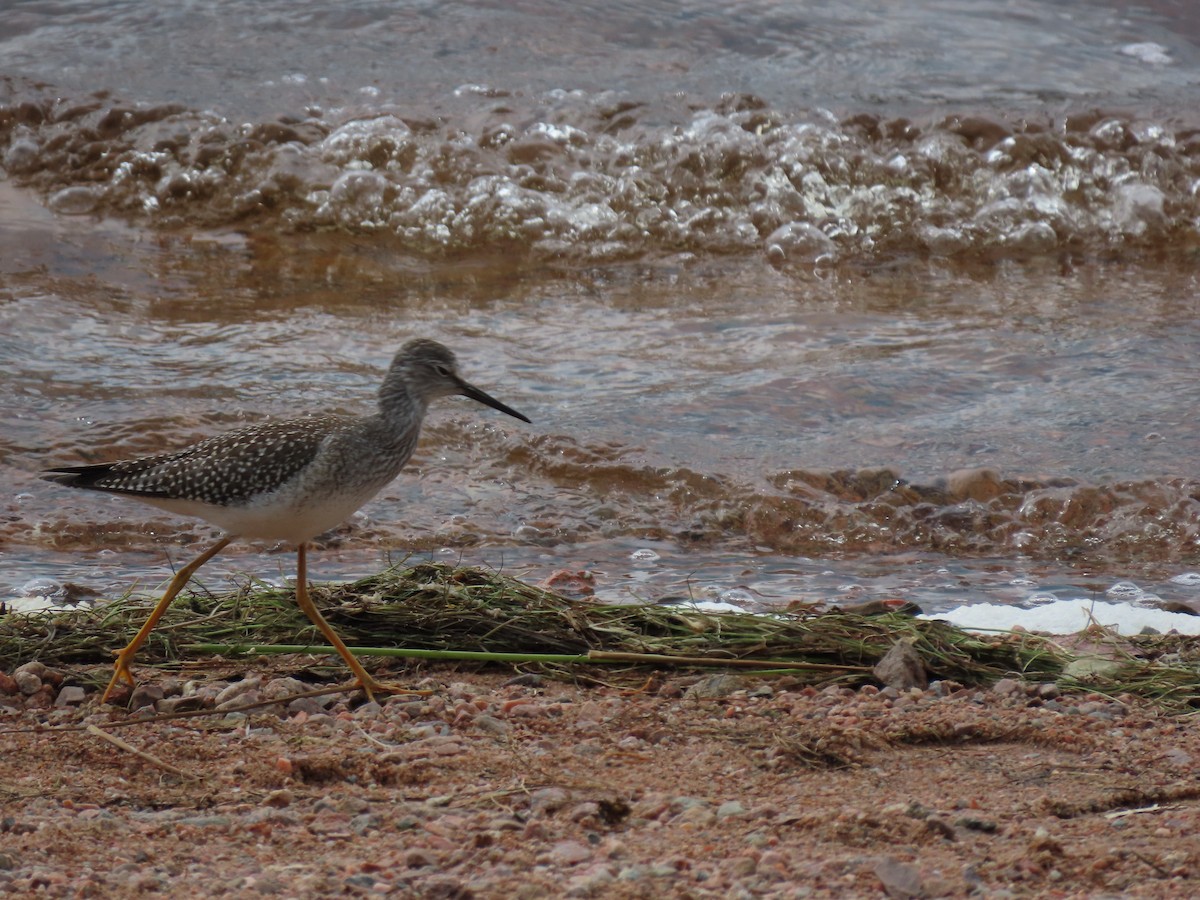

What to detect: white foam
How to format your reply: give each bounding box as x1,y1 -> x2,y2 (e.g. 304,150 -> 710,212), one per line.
4,594 -> 59,614
924,598 -> 1200,636
673,599 -> 747,613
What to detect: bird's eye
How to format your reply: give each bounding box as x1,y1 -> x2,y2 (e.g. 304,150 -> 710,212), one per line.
433,364 -> 452,378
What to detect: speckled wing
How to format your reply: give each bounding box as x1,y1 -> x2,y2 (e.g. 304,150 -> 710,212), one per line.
42,416 -> 350,508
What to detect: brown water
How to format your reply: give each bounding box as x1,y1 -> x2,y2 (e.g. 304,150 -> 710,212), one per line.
3,0 -> 1200,614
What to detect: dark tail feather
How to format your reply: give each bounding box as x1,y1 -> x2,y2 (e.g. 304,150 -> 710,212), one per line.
42,464 -> 119,491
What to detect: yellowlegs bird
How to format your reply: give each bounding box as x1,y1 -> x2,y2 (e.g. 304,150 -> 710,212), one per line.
43,338 -> 530,704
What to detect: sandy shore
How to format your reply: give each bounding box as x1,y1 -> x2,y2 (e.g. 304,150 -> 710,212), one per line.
0,659 -> 1196,898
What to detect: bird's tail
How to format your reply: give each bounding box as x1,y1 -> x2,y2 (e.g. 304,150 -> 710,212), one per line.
42,464 -> 120,491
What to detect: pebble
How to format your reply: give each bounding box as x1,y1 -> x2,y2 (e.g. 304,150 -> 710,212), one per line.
128,684 -> 165,710
214,677 -> 261,707
550,840 -> 592,866
262,789 -> 293,808
349,813 -> 380,834
263,676 -> 308,699
473,714 -> 509,734
54,686 -> 87,707
13,671 -> 41,696
174,815 -> 232,830
530,787 -> 572,814
156,695 -> 208,715
685,674 -> 744,699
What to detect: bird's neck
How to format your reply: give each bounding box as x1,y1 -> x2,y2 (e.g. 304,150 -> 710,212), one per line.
377,377 -> 428,436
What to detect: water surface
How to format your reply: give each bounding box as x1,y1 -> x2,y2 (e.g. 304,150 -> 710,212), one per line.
3,0 -> 1200,619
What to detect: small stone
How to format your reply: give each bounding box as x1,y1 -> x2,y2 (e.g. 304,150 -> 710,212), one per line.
874,857 -> 924,898
550,840 -> 593,866
530,787 -> 571,814
730,856 -> 757,877
215,677 -> 261,707
287,696 -> 329,716
156,695 -> 207,715
675,805 -> 716,826
405,849 -> 434,868
13,661 -> 48,680
263,789 -> 293,808
717,801 -> 747,819
565,865 -> 616,897
13,671 -> 41,696
873,639 -> 927,690
991,677 -> 1023,697
217,690 -> 261,711
1161,747 -> 1192,767
685,674 -> 744,699
354,701 -> 383,718
473,714 -> 509,735
128,684 -> 165,711
54,686 -> 87,707
349,813 -> 380,834
263,677 -> 308,699
568,802 -> 601,823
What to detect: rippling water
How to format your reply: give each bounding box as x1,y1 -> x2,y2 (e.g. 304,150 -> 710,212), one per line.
3,0 -> 1200,618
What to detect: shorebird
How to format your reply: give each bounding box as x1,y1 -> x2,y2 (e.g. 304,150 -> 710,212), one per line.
43,338 -> 530,704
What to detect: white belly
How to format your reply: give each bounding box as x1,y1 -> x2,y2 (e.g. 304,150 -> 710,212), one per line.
136,486 -> 382,545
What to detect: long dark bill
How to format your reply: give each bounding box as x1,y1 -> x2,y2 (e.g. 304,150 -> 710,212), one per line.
458,379 -> 532,423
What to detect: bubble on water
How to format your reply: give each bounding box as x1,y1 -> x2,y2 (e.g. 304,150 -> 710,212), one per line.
920,220 -> 970,256
320,115 -> 413,166
20,578 -> 64,599
1120,42 -> 1172,66
3,136 -> 40,174
629,548 -> 660,563
717,589 -> 754,607
1169,572 -> 1200,586
454,83 -> 510,98
764,222 -> 837,266
1009,578 -> 1037,587
1025,591 -> 1058,606
1011,531 -> 1035,548
1113,182 -> 1166,235
1105,581 -> 1142,598
47,186 -> 98,215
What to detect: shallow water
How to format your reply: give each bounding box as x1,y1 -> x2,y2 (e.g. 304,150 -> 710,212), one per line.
3,0 -> 1200,619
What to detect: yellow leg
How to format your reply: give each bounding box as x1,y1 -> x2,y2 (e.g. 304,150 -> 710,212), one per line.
293,542 -> 409,703
103,535 -> 234,703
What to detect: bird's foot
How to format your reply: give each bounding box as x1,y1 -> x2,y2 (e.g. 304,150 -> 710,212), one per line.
353,674 -> 430,704
101,650 -> 139,704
